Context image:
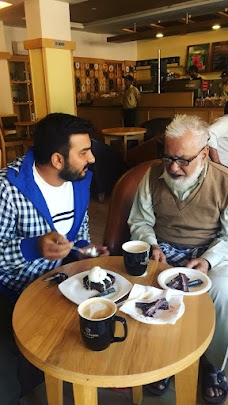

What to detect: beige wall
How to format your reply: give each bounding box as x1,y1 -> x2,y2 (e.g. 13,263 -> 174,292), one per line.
4,26 -> 137,61
137,27 -> 228,80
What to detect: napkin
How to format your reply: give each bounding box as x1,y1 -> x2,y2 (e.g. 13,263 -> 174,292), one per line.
119,284 -> 185,325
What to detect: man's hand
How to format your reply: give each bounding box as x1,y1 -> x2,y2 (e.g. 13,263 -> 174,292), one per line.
185,258 -> 210,274
151,244 -> 167,263
37,231 -> 73,261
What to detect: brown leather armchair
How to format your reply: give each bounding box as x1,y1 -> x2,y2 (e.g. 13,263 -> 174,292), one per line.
103,160 -> 160,255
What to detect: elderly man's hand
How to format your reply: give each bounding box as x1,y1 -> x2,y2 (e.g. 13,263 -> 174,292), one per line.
151,244 -> 167,263
185,258 -> 210,274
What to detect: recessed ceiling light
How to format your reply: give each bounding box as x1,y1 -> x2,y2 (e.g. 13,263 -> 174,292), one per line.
0,1 -> 12,9
156,33 -> 164,38
92,7 -> 96,11
212,24 -> 221,30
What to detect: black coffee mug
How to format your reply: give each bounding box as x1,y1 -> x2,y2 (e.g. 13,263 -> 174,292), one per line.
78,297 -> 128,351
122,240 -> 150,276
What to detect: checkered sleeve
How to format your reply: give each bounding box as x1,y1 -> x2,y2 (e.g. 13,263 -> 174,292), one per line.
0,179 -> 28,269
75,211 -> 91,246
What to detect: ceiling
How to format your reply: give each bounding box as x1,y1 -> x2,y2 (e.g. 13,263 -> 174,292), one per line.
1,0 -> 228,42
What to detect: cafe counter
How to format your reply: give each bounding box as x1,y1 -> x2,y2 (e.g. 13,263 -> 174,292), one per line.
77,100 -> 224,133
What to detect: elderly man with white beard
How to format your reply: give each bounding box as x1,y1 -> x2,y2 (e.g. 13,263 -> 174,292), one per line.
128,114 -> 228,404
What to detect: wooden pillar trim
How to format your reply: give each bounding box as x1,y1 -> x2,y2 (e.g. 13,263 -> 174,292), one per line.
0,52 -> 11,60
24,38 -> 76,51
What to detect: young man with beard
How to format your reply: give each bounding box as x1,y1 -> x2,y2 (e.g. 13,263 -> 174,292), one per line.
0,112 -> 108,404
128,114 -> 228,404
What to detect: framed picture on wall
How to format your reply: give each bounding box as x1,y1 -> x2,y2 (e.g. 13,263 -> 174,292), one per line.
210,41 -> 228,71
186,43 -> 210,73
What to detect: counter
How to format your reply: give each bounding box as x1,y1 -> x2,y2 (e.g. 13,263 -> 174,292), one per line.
77,104 -> 224,132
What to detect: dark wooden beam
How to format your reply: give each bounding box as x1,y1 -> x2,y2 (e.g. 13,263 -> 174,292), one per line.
107,17 -> 228,43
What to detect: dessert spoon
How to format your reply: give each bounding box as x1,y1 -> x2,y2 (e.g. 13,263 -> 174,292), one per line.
71,246 -> 99,257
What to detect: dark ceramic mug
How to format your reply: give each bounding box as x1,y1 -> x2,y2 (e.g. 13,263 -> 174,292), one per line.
122,240 -> 151,276
78,297 -> 128,351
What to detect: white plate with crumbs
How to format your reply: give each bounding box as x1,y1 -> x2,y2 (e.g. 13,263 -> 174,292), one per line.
58,270 -> 133,305
157,267 -> 212,296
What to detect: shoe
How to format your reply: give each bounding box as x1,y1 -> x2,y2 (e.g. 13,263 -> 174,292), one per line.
202,365 -> 228,404
145,376 -> 171,396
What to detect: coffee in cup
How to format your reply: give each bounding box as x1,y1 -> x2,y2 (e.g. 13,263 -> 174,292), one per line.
78,297 -> 128,351
122,240 -> 150,276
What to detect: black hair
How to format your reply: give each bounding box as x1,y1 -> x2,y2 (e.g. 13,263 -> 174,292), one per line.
33,113 -> 94,164
224,102 -> 228,115
188,65 -> 198,73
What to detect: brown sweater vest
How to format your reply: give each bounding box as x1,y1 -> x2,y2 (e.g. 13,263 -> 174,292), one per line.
149,161 -> 228,247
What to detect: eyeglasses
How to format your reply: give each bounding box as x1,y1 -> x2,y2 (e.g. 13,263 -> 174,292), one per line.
161,145 -> 207,167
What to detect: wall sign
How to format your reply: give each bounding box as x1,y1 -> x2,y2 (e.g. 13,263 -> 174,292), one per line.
210,41 -> 228,71
136,56 -> 180,68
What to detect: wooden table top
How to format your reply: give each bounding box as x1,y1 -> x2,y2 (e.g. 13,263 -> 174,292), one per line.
102,127 -> 146,136
13,257 -> 215,388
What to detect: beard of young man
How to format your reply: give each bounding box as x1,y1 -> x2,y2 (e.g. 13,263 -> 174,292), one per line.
163,161 -> 204,195
59,159 -> 90,182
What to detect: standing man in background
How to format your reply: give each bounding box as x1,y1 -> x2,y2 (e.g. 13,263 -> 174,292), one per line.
122,75 -> 140,127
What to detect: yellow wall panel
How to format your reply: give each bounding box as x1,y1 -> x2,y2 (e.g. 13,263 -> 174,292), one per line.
44,48 -> 75,115
29,48 -> 47,119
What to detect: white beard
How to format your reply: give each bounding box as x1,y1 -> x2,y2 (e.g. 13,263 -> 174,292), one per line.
163,162 -> 204,195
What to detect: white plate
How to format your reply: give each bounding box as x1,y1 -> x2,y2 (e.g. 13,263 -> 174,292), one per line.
58,270 -> 133,305
157,267 -> 212,296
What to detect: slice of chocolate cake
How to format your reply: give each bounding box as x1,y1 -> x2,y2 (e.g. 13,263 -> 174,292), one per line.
83,266 -> 115,293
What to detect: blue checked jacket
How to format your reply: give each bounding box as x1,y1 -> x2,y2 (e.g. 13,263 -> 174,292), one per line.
0,149 -> 92,300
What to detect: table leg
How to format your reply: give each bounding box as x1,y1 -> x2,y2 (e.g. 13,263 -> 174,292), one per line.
73,383 -> 98,405
104,136 -> 111,146
45,373 -> 63,405
132,385 -> 143,404
175,359 -> 199,405
123,135 -> 128,161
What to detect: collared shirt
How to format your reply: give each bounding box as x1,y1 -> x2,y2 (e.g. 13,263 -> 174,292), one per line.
208,115 -> 228,167
123,84 -> 140,109
219,82 -> 228,98
128,163 -> 228,269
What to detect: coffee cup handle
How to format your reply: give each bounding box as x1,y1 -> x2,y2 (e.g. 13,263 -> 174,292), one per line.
112,316 -> 128,343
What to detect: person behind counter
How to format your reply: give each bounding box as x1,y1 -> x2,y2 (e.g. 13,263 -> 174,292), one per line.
219,70 -> 228,98
122,74 -> 140,127
188,65 -> 206,80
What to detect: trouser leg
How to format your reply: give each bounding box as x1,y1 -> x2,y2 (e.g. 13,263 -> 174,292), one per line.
123,109 -> 136,127
206,275 -> 228,369
0,294 -> 21,405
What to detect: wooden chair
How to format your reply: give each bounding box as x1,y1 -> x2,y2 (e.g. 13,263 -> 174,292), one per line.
0,127 -> 33,168
0,114 -> 19,136
103,160 -> 158,255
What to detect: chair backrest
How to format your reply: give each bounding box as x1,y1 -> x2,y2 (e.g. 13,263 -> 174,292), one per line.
0,127 -> 7,167
103,160 -> 159,255
0,114 -> 18,136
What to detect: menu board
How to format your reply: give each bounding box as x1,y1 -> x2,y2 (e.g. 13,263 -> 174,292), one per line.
211,41 -> 228,71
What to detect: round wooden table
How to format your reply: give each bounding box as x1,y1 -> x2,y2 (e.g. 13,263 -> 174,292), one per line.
102,127 -> 146,161
13,257 -> 215,405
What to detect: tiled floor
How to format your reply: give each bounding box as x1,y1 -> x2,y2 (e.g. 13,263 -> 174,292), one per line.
18,369 -> 228,405
19,196 -> 228,405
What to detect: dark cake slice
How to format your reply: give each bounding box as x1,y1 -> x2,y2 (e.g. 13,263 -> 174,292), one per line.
83,273 -> 115,293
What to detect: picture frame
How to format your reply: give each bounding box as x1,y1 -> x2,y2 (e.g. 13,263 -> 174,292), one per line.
210,41 -> 228,71
186,43 -> 210,73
